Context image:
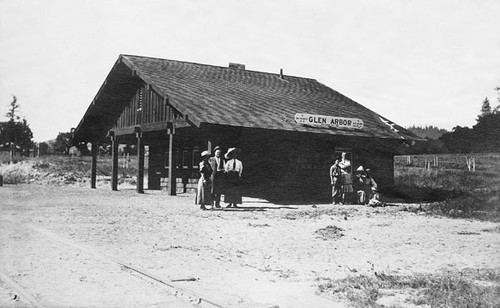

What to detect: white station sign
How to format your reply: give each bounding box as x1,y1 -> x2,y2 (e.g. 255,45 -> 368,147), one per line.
294,113 -> 364,130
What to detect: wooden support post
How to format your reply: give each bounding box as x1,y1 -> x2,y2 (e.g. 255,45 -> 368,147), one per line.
147,145 -> 161,190
136,127 -> 144,194
91,142 -> 98,189
111,133 -> 119,191
207,140 -> 212,153
167,122 -> 176,195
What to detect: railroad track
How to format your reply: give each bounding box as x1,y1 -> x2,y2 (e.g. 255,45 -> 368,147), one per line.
0,216 -> 227,308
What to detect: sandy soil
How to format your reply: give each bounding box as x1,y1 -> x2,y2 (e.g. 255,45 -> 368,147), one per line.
0,184 -> 499,308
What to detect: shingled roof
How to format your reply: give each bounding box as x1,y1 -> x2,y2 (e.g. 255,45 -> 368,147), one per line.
75,54 -> 420,141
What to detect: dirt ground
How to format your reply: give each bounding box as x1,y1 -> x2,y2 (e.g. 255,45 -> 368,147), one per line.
0,183 -> 499,308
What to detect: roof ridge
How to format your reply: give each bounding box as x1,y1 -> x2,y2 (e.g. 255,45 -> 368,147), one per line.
120,54 -> 316,81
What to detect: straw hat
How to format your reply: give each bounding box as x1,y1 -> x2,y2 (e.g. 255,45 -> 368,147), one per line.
225,147 -> 240,159
356,166 -> 365,172
201,150 -> 211,157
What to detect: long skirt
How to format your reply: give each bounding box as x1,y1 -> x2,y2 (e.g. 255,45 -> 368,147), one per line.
341,173 -> 354,193
224,172 -> 242,204
224,186 -> 242,204
195,178 -> 212,205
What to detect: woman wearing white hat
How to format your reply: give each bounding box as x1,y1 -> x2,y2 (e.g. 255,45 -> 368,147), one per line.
223,147 -> 243,208
195,150 -> 213,210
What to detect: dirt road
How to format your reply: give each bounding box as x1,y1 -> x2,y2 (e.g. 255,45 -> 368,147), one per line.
1,184 -> 499,307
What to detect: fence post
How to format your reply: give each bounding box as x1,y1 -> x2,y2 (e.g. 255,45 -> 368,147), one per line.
424,159 -> 431,171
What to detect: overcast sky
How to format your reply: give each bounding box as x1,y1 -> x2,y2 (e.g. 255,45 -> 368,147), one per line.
1,0 -> 499,142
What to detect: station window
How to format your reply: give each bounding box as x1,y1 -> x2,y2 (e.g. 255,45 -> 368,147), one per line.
182,150 -> 189,168
192,150 -> 200,168
176,150 -> 181,168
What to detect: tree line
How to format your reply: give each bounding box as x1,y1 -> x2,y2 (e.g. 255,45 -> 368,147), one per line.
406,88 -> 500,154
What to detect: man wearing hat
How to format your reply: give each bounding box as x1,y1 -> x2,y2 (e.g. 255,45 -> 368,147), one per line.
339,152 -> 353,204
223,147 -> 243,208
195,150 -> 213,210
209,146 -> 225,209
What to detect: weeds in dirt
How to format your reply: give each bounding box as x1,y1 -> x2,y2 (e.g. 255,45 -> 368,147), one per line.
318,269 -> 500,308
0,156 -> 137,185
0,160 -> 41,184
283,207 -> 358,220
482,226 -> 500,233
315,225 -> 345,240
248,222 -> 271,227
391,154 -> 500,222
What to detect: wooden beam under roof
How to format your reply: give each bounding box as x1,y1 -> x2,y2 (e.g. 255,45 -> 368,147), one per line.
110,119 -> 191,137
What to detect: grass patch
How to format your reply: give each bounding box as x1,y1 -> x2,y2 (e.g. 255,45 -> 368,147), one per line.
315,225 -> 345,240
0,160 -> 41,184
390,162 -> 500,222
283,208 -> 358,220
0,156 -> 138,185
318,269 -> 500,308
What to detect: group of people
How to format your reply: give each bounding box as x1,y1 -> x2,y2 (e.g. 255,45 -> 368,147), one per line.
196,148 -> 381,208
195,146 -> 243,210
330,152 -> 380,205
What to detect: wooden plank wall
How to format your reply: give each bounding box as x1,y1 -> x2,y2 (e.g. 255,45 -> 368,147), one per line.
115,85 -> 181,129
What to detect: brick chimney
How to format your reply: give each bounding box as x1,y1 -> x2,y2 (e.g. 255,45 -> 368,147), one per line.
228,63 -> 245,70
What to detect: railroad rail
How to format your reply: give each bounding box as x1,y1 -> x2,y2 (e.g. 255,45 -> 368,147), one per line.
0,216 -> 226,308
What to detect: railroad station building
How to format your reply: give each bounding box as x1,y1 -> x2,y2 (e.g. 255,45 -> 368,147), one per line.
72,54 -> 419,201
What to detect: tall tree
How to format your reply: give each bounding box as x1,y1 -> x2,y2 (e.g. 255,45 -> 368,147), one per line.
494,87 -> 500,114
6,95 -> 20,122
471,113 -> 500,152
54,132 -> 73,155
479,97 -> 492,118
1,95 -> 33,160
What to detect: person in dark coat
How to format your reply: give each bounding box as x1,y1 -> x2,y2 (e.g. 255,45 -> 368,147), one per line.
330,159 -> 342,204
209,146 -> 225,209
223,147 -> 243,208
339,152 -> 353,204
195,150 -> 213,210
